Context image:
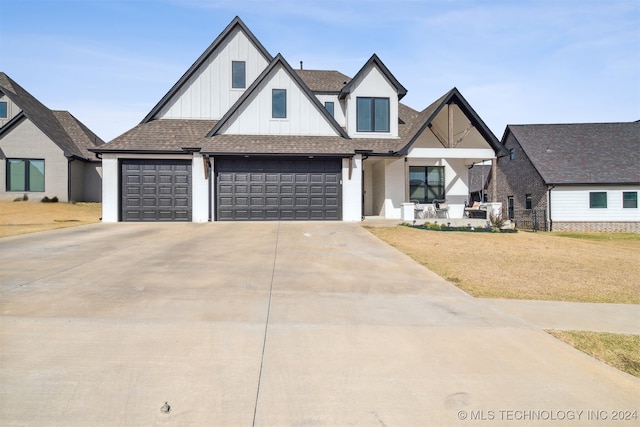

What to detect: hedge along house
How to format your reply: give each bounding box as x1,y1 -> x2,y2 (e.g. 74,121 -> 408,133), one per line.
94,17 -> 504,222
0,72 -> 105,202
495,122 -> 640,232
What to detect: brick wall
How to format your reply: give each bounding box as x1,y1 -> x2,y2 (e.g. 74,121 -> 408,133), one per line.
495,131 -> 548,217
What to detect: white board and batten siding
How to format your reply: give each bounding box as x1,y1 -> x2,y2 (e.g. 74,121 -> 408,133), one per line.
218,65 -> 341,136
344,66 -> 399,138
156,27 -> 269,121
551,185 -> 640,222
315,94 -> 346,128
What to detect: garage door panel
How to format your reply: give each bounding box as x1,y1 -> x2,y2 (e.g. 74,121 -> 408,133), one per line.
121,159 -> 192,222
216,157 -> 341,221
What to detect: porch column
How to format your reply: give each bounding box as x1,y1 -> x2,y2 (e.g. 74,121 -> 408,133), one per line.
491,158 -> 497,202
404,158 -> 409,202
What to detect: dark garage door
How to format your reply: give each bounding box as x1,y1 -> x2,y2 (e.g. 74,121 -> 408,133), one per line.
121,159 -> 192,221
216,157 -> 342,221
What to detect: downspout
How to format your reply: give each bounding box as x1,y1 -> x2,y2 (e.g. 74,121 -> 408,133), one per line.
206,155 -> 212,222
548,184 -> 555,231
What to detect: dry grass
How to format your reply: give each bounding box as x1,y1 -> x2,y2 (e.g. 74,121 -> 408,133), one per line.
367,226 -> 640,304
0,201 -> 102,238
548,331 -> 640,377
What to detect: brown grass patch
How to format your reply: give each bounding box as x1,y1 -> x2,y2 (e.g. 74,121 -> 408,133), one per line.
548,331 -> 640,377
0,201 -> 102,238
367,226 -> 640,304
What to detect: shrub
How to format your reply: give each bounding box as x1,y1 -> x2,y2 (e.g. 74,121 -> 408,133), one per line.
13,194 -> 28,202
41,196 -> 59,203
488,212 -> 506,229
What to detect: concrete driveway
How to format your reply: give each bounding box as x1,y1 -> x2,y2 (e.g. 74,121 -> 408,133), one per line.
1,222 -> 638,426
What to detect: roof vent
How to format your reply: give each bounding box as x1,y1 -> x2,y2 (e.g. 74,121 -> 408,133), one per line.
300,61 -> 303,70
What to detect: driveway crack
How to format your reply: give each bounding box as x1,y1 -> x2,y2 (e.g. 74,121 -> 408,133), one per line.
252,221 -> 280,427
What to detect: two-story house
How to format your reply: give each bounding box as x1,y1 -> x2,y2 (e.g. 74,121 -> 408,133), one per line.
94,16 -> 504,222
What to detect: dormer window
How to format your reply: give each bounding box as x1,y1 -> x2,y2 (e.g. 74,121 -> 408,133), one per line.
232,61 -> 246,89
0,101 -> 7,118
356,97 -> 389,132
324,102 -> 334,117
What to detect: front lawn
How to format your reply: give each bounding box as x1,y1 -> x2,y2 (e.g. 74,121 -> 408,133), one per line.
367,225 -> 640,304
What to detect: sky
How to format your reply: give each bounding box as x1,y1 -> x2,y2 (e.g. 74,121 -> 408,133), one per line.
1,0 -> 639,142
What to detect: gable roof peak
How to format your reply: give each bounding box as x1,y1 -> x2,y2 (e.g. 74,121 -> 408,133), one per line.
339,53 -> 407,100
207,52 -> 349,139
141,16 -> 273,124
396,86 -> 503,156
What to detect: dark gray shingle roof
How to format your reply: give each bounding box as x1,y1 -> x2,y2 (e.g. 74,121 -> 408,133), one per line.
97,119 -> 217,152
100,102 -> 421,155
295,70 -> 351,93
507,122 -> 640,185
0,72 -> 104,160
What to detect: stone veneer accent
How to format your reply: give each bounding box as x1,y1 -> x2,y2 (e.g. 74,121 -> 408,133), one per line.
552,221 -> 640,233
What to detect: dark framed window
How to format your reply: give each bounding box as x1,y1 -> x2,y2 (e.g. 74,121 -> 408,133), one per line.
0,101 -> 7,118
409,166 -> 444,203
507,196 -> 514,219
356,97 -> 389,132
525,194 -> 532,210
6,159 -> 45,192
623,192 -> 637,208
324,101 -> 334,117
589,192 -> 607,208
232,61 -> 246,88
272,89 -> 286,118
509,148 -> 515,160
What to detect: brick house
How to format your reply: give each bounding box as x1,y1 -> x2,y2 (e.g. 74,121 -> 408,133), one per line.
495,122 -> 640,232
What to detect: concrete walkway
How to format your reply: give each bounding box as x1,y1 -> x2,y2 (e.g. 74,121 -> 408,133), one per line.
1,222 -> 638,426
485,299 -> 640,334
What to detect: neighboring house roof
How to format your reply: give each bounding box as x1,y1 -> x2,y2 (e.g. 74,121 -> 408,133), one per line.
338,54 -> 407,101
141,16 -> 273,124
468,164 -> 492,193
295,70 -> 351,93
397,87 -> 504,156
0,72 -> 104,161
207,53 -> 349,139
505,122 -> 640,185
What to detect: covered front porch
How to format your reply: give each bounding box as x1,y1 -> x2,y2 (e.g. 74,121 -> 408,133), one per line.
362,152 -> 499,221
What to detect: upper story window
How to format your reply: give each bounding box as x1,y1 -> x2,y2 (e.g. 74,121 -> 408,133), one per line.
324,101 -> 334,117
356,97 -> 389,132
272,89 -> 286,119
232,61 -> 246,89
525,194 -> 532,209
589,191 -> 607,209
6,159 -> 45,192
509,148 -> 515,160
623,192 -> 637,208
0,101 -> 7,118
